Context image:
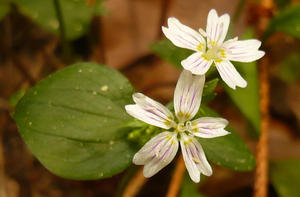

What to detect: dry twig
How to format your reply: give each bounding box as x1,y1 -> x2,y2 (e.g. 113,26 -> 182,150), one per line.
166,155 -> 185,197
122,168 -> 147,197
253,0 -> 273,196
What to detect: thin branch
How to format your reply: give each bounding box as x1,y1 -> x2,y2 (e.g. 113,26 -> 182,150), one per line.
254,57 -> 270,197
253,0 -> 273,196
122,168 -> 147,197
13,59 -> 38,85
166,155 -> 185,197
0,115 -> 8,197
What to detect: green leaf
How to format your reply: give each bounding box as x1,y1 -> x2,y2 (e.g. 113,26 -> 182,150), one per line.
9,89 -> 26,109
13,62 -> 137,180
270,159 -> 300,197
224,29 -> 261,136
13,0 -> 105,40
202,78 -> 218,104
180,173 -> 207,197
263,5 -> 300,40
0,1 -> 9,20
196,106 -> 256,171
150,39 -> 193,69
275,52 -> 300,84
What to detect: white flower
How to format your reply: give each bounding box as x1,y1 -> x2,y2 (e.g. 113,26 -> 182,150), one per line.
125,70 -> 230,183
162,9 -> 265,89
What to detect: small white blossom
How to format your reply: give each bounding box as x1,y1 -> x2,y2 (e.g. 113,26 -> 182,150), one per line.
162,9 -> 265,89
125,70 -> 230,183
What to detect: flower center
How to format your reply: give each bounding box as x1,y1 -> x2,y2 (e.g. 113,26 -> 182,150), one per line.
175,121 -> 193,133
201,46 -> 226,62
176,122 -> 185,132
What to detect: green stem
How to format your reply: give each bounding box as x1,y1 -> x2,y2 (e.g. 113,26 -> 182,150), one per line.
233,0 -> 246,23
53,0 -> 70,58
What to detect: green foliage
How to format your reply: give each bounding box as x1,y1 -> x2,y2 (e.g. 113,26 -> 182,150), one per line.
0,1 -> 9,20
224,60 -> 260,136
263,5 -> 300,40
202,78 -> 218,104
196,106 -> 256,171
224,29 -> 261,137
180,173 -> 207,197
13,62 -> 137,180
270,159 -> 300,197
9,89 -> 26,109
13,0 -> 106,40
275,53 -> 300,84
127,124 -> 161,146
150,39 -> 193,69
274,0 -> 291,10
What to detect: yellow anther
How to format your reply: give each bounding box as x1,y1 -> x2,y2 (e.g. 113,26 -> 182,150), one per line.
177,111 -> 184,117
193,128 -> 199,132
209,41 -> 216,46
185,113 -> 190,119
183,138 -> 192,145
220,49 -> 226,58
197,43 -> 204,51
192,157 -> 201,164
165,135 -> 172,140
164,120 -> 171,126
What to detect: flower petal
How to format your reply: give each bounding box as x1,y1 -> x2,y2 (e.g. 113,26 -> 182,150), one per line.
180,133 -> 212,183
125,93 -> 175,129
206,9 -> 230,47
222,38 -> 265,62
190,117 -> 230,138
215,60 -> 247,89
133,131 -> 179,178
162,17 -> 206,51
174,70 -> 205,122
181,52 -> 213,75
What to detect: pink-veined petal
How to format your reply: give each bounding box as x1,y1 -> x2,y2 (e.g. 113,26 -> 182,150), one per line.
174,70 -> 205,122
162,17 -> 206,51
181,52 -> 213,75
206,9 -> 230,47
215,60 -> 247,89
133,131 -> 179,178
125,93 -> 175,129
180,133 -> 212,183
222,38 -> 265,62
190,117 -> 230,138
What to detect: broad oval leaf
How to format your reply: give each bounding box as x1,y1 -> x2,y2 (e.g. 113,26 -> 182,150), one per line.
197,106 -> 256,171
13,62 -> 137,180
263,5 -> 300,40
271,159 -> 300,197
13,0 -> 105,40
